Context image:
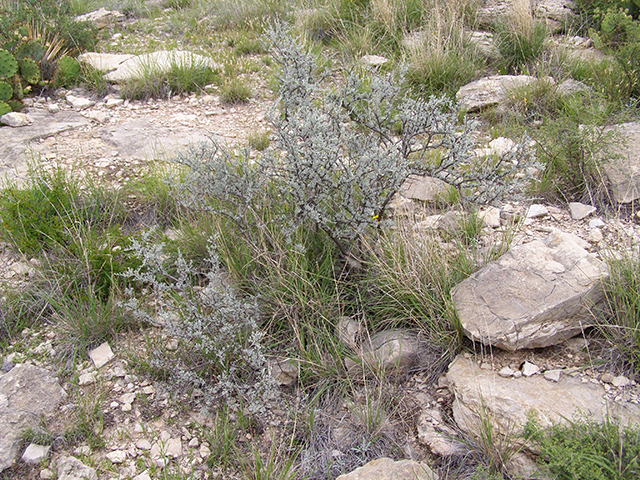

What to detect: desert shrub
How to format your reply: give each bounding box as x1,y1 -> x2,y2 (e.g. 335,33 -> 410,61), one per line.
175,23 -> 534,262
122,231 -> 278,413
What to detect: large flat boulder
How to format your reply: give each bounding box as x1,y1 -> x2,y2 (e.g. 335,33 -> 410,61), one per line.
456,75 -> 542,112
105,51 -> 219,83
0,364 -> 65,472
447,355 -> 640,439
603,122 -> 640,204
451,230 -> 608,350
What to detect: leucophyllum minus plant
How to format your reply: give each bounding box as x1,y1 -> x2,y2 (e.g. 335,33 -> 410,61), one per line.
122,230 -> 278,413
175,23 -> 534,259
262,23 -> 533,256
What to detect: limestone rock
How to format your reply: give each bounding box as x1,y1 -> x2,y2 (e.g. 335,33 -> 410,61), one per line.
1,112 -> 32,127
456,75 -> 547,112
0,364 -> 65,472
57,456 -> 97,480
89,342 -> 114,368
478,206 -> 502,228
268,357 -> 299,386
451,230 -> 609,350
66,94 -> 95,110
603,122 -> 640,203
447,355 -> 640,442
360,55 -> 389,67
336,316 -> 364,348
347,330 -> 421,374
557,78 -> 590,96
399,175 -> 451,202
417,408 -> 464,456
78,53 -> 134,73
569,201 -> 596,220
336,457 -> 436,480
21,444 -> 50,464
74,8 -> 124,29
105,51 -> 219,83
477,0 -> 576,32
526,204 -> 549,218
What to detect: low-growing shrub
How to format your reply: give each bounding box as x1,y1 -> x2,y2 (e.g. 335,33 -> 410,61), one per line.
175,23 -> 534,262
122,231 -> 279,413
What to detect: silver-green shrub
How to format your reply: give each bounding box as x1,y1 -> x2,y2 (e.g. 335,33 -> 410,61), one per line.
175,23 -> 533,257
122,230 -> 278,413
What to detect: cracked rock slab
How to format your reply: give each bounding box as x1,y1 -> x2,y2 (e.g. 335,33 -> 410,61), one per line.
447,355 -> 640,442
451,230 -> 608,350
0,365 -> 65,472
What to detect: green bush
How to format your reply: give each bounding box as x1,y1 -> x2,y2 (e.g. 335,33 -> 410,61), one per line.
599,252 -> 640,374
527,417 -> 640,479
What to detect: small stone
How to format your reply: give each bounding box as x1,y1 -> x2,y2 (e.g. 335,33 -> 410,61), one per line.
106,450 -> 127,463
78,372 -> 97,385
569,202 -> 596,220
498,366 -> 515,378
46,103 -> 60,113
40,468 -> 54,479
121,403 -> 132,412
136,439 -> 152,450
89,342 -> 114,368
589,218 -> 605,228
105,98 -> 124,108
142,385 -> 155,395
360,55 -> 389,66
478,206 -> 502,228
165,339 -> 179,351
188,437 -> 200,448
83,110 -> 108,123
21,444 -> 50,464
526,204 -> 549,218
612,376 -> 631,387
199,445 -> 210,457
119,393 -> 136,404
588,228 -> 604,243
1,112 -> 31,127
513,370 -> 522,378
543,370 -> 562,382
165,438 -> 182,458
521,361 -> 540,377
66,94 -> 95,110
601,373 -> 614,384
133,471 -> 152,480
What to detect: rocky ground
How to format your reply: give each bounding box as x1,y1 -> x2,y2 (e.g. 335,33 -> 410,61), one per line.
2,2 -> 640,479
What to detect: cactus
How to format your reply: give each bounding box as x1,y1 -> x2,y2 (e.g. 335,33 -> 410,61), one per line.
0,49 -> 18,78
0,81 -> 11,102
0,102 -> 10,116
14,40 -> 45,63
18,58 -> 40,84
7,99 -> 22,112
54,56 -> 80,87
